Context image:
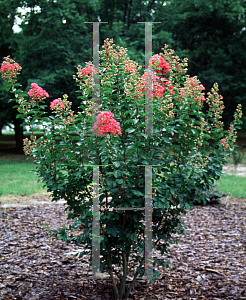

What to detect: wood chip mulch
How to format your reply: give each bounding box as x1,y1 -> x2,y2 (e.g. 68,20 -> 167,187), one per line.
0,196 -> 246,300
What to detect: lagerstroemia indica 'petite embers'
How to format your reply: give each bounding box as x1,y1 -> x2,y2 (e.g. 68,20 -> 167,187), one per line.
0,39 -> 242,299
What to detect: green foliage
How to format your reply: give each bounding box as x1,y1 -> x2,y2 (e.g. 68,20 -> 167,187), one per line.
1,39 -> 242,299
193,183 -> 228,205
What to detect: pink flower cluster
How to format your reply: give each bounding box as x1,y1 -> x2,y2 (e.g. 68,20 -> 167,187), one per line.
50,99 -> 65,110
139,70 -> 174,99
179,77 -> 206,106
0,57 -> 22,82
137,55 -> 172,99
150,54 -> 170,76
92,111 -> 122,135
124,64 -> 136,72
78,65 -> 98,77
27,83 -> 49,101
23,138 -> 36,155
221,138 -> 230,151
50,95 -> 77,124
0,61 -> 21,73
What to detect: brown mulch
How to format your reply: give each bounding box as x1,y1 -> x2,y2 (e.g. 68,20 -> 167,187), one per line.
0,196 -> 246,300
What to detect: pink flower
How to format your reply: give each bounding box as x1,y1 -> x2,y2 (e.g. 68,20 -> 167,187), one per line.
124,64 -> 136,72
200,84 -> 205,91
0,61 -> 21,73
27,83 -> 49,101
50,99 -> 65,110
139,71 -> 174,99
220,138 -> 230,151
92,111 -> 122,135
150,54 -> 170,76
0,57 -> 22,82
78,65 -> 98,77
179,77 -> 206,106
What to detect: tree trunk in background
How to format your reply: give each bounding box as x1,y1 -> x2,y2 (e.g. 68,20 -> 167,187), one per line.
14,117 -> 24,154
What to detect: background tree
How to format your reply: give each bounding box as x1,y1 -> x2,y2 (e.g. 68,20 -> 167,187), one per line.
0,0 -> 23,151
15,0 -> 95,108
152,0 -> 246,128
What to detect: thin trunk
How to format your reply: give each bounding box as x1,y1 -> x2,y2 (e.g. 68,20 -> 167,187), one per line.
125,256 -> 146,299
119,252 -> 128,299
108,252 -> 120,299
14,117 -> 24,154
0,124 -> 3,135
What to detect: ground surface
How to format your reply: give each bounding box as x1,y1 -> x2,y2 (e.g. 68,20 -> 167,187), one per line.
0,195 -> 246,300
223,164 -> 246,176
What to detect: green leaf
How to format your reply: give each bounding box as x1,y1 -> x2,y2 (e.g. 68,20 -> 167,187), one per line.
163,136 -> 171,144
140,133 -> 148,139
170,187 -> 175,195
113,161 -> 121,168
113,170 -> 121,178
185,202 -> 190,209
107,226 -> 117,237
131,233 -> 138,241
132,190 -> 143,196
127,127 -> 135,134
116,179 -> 123,184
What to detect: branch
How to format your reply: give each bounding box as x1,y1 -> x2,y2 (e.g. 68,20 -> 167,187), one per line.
125,255 -> 145,299
119,251 -> 128,299
107,252 -> 119,299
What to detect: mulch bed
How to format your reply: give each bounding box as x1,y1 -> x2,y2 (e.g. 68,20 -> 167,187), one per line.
0,196 -> 246,300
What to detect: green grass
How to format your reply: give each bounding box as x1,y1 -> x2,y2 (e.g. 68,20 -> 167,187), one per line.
0,158 -> 47,197
1,156 -> 246,199
217,174 -> 246,198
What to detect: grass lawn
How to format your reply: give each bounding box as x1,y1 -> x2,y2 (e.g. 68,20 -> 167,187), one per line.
217,174 -> 246,199
0,155 -> 246,199
0,157 -> 47,197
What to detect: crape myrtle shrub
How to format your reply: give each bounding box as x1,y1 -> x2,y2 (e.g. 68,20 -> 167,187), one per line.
0,38 -> 242,299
